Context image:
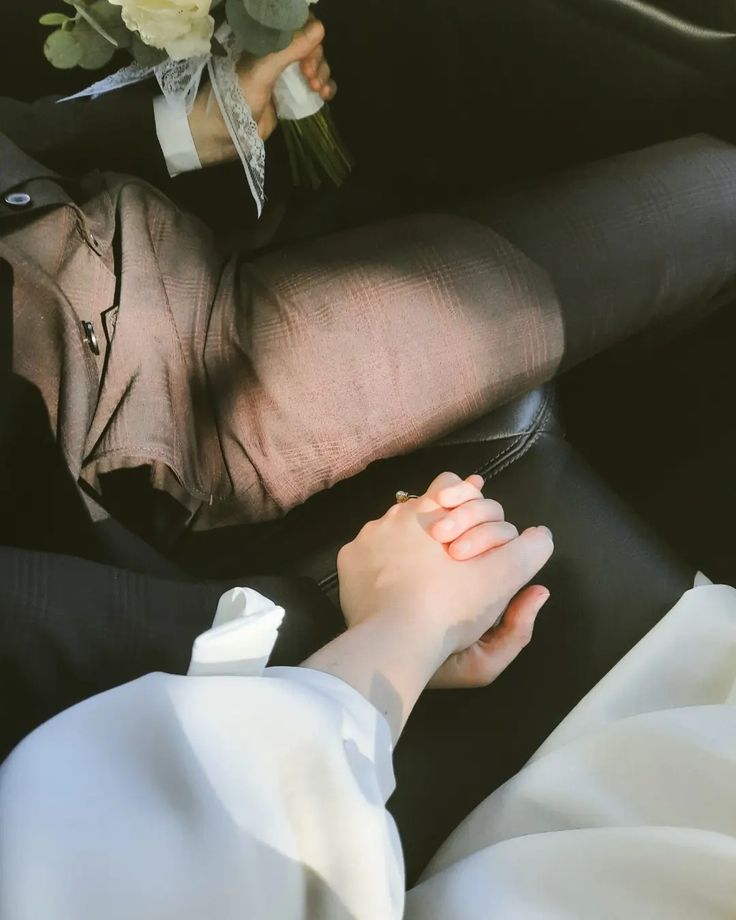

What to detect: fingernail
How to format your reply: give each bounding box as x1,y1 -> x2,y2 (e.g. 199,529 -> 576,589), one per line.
536,589 -> 551,609
537,525 -> 553,542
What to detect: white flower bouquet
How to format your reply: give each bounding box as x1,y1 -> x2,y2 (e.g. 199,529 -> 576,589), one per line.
40,0 -> 353,214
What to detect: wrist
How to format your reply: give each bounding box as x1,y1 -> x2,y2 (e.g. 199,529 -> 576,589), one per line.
188,85 -> 238,168
302,611 -> 447,742
362,608 -> 449,673
367,606 -> 451,664
348,603 -> 456,660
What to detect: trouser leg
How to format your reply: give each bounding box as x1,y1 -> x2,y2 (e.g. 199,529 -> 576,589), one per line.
460,134 -> 736,366
212,136 -> 736,523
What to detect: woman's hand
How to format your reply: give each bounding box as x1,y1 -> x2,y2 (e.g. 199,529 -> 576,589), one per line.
305,473 -> 552,740
189,17 -> 336,165
337,473 -> 553,682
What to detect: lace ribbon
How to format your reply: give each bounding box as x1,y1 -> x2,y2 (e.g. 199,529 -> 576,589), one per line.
208,26 -> 265,215
155,54 -> 209,115
59,60 -> 158,99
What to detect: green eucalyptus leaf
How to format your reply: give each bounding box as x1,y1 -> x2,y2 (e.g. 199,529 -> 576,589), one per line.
226,0 -> 290,56
243,0 -> 308,32
43,28 -> 83,68
130,34 -> 167,66
75,20 -> 117,69
39,12 -> 71,26
88,0 -> 131,47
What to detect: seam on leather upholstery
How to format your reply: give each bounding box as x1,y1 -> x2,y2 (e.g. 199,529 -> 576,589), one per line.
318,392 -> 555,595
469,388 -> 553,474
320,570 -> 339,592
438,390 -> 550,447
481,425 -> 547,482
465,396 -> 549,476
597,0 -> 735,41
478,390 -> 556,481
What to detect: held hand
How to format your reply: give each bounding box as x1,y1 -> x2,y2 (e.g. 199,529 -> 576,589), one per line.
337,473 -> 554,690
424,473 -> 552,688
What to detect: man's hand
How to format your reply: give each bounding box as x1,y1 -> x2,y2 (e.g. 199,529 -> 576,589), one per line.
337,473 -> 553,690
421,472 -> 552,688
189,17 -> 336,167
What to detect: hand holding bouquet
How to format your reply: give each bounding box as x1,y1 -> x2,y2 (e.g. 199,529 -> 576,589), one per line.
40,0 -> 353,214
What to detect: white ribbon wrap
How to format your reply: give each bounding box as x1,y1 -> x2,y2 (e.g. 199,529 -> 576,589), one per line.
59,25 -> 325,217
273,60 -> 324,120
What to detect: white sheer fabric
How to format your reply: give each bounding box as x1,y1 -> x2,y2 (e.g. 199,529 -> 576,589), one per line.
408,584 -> 736,919
0,588 -> 402,920
2,585 -> 735,919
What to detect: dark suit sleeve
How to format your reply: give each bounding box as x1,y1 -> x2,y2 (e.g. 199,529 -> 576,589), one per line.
0,88 -> 170,183
0,89 -> 288,231
0,545 -> 343,759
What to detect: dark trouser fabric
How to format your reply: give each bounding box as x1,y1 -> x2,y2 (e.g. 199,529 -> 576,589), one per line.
208,135 -> 736,526
195,135 -> 736,528
460,134 -> 736,366
0,547 -> 344,762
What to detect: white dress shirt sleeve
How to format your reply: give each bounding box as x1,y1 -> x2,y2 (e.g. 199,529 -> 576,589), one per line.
153,96 -> 202,178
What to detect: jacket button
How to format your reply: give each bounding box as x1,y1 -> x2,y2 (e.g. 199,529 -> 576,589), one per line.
81,320 -> 100,356
4,192 -> 32,209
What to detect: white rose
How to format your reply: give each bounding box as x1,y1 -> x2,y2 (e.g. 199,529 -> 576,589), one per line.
109,0 -> 214,60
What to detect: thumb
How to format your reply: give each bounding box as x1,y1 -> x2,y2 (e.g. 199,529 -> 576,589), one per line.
473,585 -> 550,683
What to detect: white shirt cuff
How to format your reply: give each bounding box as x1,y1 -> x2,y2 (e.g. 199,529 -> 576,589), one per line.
188,587 -> 285,678
153,95 -> 202,178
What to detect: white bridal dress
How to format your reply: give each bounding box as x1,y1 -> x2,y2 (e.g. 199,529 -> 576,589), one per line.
1,583 -> 735,919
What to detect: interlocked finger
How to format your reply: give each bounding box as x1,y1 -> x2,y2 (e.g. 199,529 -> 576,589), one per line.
430,497 -> 506,543
447,520 -> 519,560
425,472 -> 485,509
